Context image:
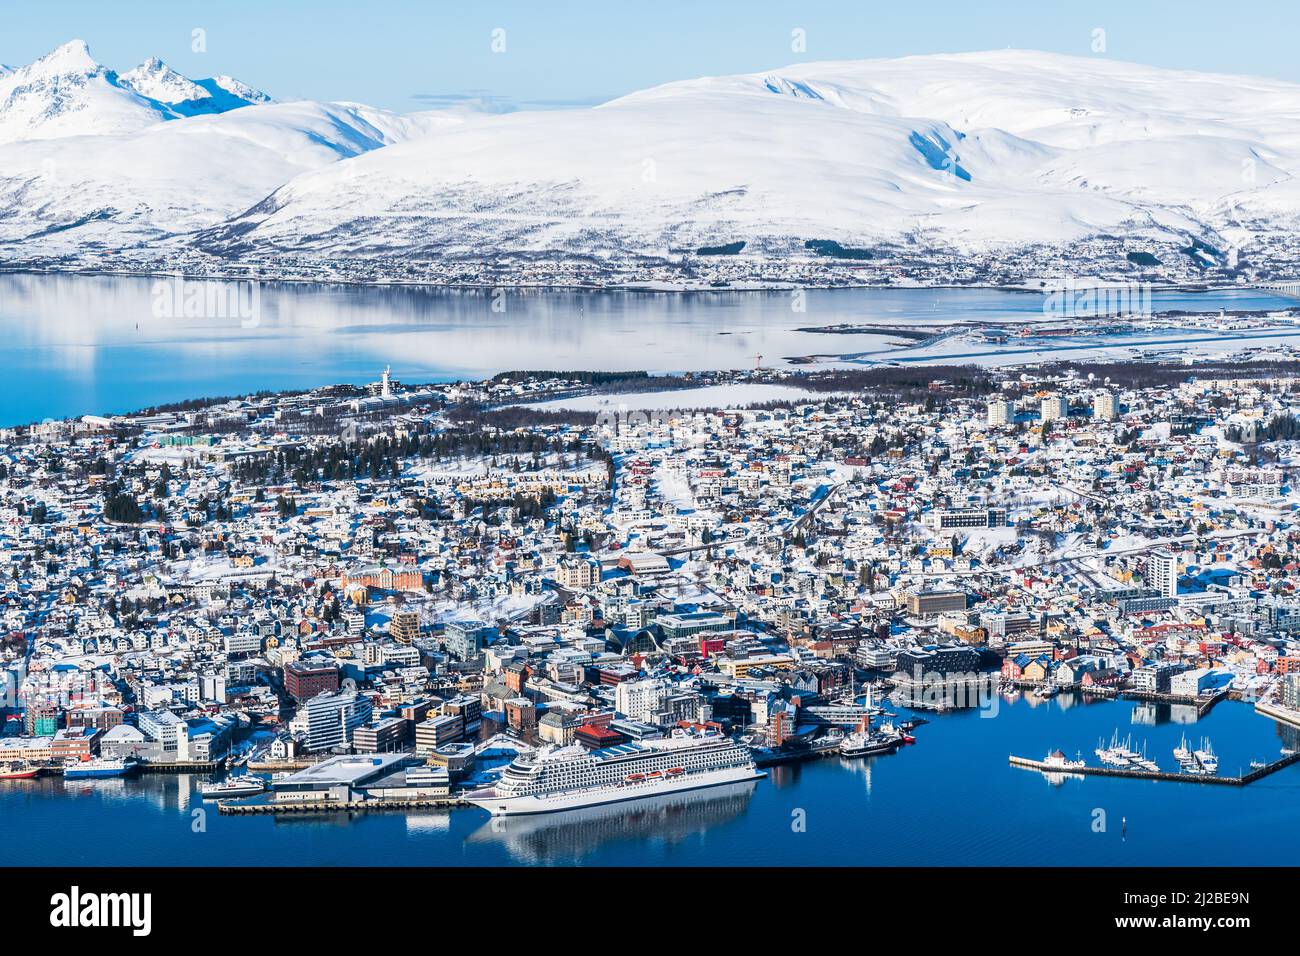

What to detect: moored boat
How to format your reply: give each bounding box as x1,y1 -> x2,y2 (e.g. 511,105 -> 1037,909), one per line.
63,756 -> 137,779
200,774 -> 267,799
0,760 -> 39,780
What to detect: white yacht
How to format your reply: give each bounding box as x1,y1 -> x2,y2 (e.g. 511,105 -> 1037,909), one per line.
200,774 -> 268,799
467,729 -> 764,816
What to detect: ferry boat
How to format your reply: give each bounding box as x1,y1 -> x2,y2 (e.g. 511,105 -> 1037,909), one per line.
0,761 -> 39,780
63,756 -> 137,779
200,774 -> 267,799
840,726 -> 904,758
466,729 -> 764,816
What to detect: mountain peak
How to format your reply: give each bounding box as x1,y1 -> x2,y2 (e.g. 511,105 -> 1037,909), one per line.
120,56 -> 210,107
35,39 -> 100,74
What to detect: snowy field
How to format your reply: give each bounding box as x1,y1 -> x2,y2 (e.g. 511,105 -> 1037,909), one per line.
520,383 -> 843,412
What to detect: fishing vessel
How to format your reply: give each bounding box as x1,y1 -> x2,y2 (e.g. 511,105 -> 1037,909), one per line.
466,728 -> 763,816
63,756 -> 137,779
0,760 -> 39,780
200,774 -> 267,799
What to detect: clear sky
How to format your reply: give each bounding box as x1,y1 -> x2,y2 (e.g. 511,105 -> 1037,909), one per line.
4,0 -> 1290,112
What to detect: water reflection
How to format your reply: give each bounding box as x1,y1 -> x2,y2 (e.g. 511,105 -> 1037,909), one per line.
0,273 -> 1291,426
466,780 -> 758,864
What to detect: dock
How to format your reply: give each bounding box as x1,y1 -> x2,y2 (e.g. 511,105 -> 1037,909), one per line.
138,759 -> 223,774
217,796 -> 468,815
1009,748 -> 1300,786
1255,699 -> 1300,730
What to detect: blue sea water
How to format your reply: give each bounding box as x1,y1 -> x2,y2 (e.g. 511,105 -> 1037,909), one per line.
0,273 -> 1291,427
3,696 -> 1296,866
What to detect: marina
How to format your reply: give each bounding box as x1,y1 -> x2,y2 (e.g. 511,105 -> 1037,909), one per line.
1011,743 -> 1300,786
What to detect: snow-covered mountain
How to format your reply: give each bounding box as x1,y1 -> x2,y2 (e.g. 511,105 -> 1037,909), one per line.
194,50 -> 1300,267
0,40 -> 175,144
118,56 -> 269,117
5,45 -> 1300,273
0,40 -> 274,145
0,41 -> 469,252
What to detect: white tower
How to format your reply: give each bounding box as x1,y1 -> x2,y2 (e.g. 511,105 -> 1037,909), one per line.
381,366 -> 392,398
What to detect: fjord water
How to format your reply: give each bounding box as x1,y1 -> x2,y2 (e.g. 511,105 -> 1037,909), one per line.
0,273 -> 1293,426
3,697 -> 1297,866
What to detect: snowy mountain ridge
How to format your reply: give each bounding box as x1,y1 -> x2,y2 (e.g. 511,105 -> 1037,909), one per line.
4,42 -> 1300,280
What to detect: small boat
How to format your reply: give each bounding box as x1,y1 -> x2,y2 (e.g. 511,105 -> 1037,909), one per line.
624,773 -> 645,783
0,761 -> 39,780
665,767 -> 685,776
1173,735 -> 1191,763
1193,739 -> 1218,774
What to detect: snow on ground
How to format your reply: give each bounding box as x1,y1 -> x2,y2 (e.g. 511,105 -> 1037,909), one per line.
522,383 -> 841,412
841,325 -> 1300,369
654,460 -> 696,511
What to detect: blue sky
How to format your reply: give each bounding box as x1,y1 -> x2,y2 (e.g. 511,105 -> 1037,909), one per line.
5,0 -> 1286,111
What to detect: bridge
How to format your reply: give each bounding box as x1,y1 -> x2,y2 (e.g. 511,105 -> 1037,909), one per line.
1256,281 -> 1300,299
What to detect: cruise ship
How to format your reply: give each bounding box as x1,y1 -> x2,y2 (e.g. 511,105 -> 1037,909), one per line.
466,730 -> 765,816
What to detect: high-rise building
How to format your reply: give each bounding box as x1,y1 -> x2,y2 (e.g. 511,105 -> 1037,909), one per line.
389,610 -> 420,644
987,399 -> 1011,426
1148,550 -> 1177,598
1040,395 -> 1068,423
1093,390 -> 1117,420
300,690 -> 373,752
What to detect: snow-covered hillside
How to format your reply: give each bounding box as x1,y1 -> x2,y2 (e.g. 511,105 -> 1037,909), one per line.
0,41 -> 468,252
5,44 -> 1300,274
196,51 -> 1300,264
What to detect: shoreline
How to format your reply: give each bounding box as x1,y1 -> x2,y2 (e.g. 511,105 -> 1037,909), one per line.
0,265 -> 1233,296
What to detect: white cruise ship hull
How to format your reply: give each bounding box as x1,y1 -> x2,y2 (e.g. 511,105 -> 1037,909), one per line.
469,764 -> 765,816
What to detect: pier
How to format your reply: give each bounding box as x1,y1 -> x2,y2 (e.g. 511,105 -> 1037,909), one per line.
138,759 -> 223,774
1254,699 -> 1300,730
1009,749 -> 1300,786
217,796 -> 468,815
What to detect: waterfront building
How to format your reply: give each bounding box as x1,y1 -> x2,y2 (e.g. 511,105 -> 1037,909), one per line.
299,690 -> 373,752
